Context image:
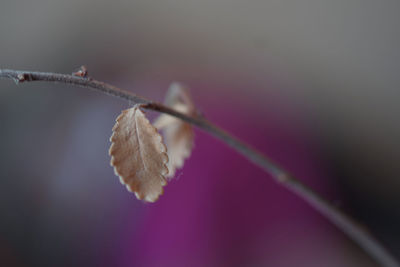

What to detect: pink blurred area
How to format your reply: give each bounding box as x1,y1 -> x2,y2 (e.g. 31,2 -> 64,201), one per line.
109,83 -> 367,267
118,91 -> 334,267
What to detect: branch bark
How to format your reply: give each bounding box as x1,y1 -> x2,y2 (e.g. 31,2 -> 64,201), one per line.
0,69 -> 398,267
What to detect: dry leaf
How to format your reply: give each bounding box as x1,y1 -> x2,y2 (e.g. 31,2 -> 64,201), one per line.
109,106 -> 169,202
154,83 -> 195,178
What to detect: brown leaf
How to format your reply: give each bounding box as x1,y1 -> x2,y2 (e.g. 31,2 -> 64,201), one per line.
154,83 -> 195,178
109,106 -> 169,202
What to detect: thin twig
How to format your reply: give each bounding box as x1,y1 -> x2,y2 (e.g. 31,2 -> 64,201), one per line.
0,69 -> 398,267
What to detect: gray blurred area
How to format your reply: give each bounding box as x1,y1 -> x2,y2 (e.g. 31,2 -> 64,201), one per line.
1,0 -> 400,266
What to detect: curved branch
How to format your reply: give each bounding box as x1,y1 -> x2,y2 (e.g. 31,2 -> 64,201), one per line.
0,69 -> 398,267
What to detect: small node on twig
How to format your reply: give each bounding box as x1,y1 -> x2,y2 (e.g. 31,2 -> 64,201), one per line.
17,73 -> 25,82
13,73 -> 32,84
72,65 -> 88,78
17,74 -> 25,82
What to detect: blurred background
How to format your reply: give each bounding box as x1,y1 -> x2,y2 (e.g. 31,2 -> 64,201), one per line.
1,0 -> 399,266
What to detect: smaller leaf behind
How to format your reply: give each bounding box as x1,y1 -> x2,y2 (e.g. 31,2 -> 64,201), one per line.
109,106 -> 169,202
154,83 -> 195,179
